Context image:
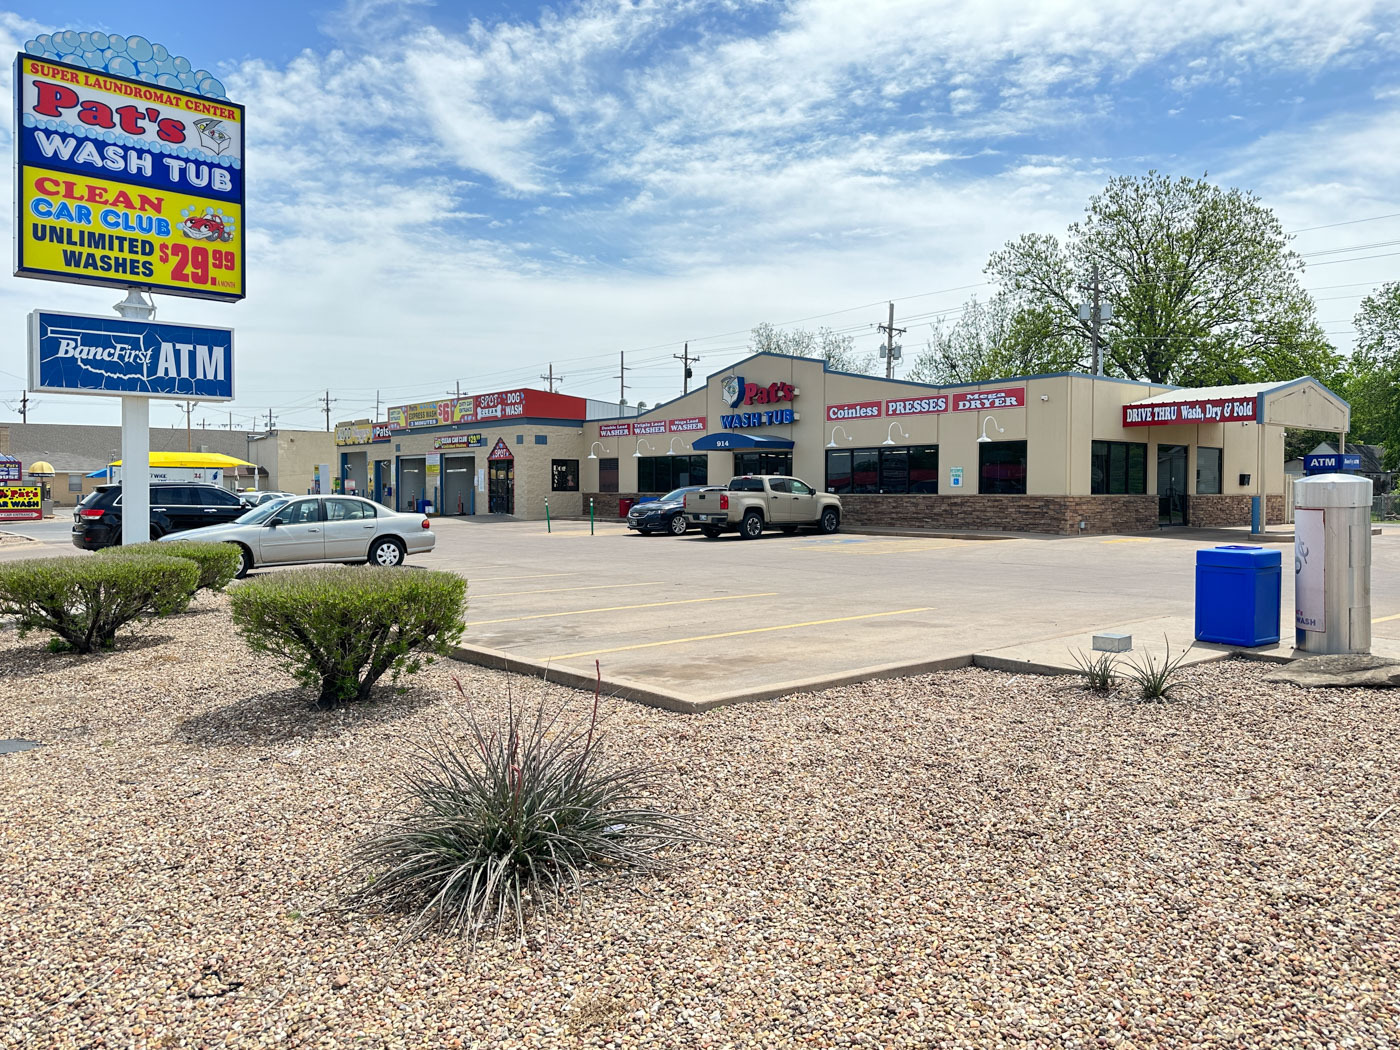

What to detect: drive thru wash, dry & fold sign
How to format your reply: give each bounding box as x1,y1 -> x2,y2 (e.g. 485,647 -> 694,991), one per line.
15,53 -> 245,301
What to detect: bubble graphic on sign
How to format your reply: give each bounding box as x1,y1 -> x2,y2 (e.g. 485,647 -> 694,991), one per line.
23,30 -> 231,99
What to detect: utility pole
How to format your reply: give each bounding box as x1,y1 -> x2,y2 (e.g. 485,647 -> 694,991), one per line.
877,302 -> 906,380
181,400 -> 198,452
266,408 -> 275,431
320,389 -> 337,432
374,390 -> 381,420
19,392 -> 29,423
616,351 -> 630,410
446,381 -> 462,399
1078,262 -> 1109,376
673,343 -> 699,394
540,364 -> 563,392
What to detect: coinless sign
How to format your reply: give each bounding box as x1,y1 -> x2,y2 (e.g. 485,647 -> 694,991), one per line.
15,55 -> 245,301
28,309 -> 233,400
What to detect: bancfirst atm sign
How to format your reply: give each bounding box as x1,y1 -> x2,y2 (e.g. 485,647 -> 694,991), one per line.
1123,397 -> 1257,427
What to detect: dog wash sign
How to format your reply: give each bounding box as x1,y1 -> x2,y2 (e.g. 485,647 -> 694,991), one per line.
15,56 -> 245,301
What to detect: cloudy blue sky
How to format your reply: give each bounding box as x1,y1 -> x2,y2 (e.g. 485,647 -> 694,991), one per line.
4,0 -> 1400,429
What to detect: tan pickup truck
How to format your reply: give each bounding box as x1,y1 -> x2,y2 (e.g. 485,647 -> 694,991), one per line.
683,475 -> 842,539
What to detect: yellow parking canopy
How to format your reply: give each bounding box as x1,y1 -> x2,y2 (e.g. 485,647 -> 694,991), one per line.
108,452 -> 256,469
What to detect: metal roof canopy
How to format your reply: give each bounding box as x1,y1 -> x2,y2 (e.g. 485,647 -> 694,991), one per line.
1123,377 -> 1349,432
690,433 -> 796,451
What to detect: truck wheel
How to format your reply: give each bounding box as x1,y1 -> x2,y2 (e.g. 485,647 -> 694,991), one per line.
668,514 -> 689,536
740,511 -> 764,539
701,526 -> 722,539
819,508 -> 840,534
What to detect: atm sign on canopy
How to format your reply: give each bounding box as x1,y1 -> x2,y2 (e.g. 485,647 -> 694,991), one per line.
1123,398 -> 1257,427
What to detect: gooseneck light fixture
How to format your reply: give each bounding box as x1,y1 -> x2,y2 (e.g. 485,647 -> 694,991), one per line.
977,416 -> 1005,444
666,436 -> 686,456
633,439 -> 655,458
826,425 -> 852,448
587,441 -> 610,460
883,422 -> 910,446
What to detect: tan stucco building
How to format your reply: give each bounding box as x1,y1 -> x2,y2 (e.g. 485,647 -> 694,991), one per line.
334,354 -> 1351,535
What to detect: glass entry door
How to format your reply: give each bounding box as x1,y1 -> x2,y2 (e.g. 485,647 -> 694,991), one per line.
1157,445 -> 1188,526
488,460 -> 514,515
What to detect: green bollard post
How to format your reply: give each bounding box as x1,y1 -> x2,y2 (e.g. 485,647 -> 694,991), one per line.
545,497 -> 551,533
590,497 -> 594,535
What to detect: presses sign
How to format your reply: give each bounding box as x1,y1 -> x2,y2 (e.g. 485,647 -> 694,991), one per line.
1123,398 -> 1257,427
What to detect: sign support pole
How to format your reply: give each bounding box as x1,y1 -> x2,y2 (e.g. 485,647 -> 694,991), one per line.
114,290 -> 155,547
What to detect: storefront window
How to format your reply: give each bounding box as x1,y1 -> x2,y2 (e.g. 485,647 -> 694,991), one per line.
551,459 -> 579,492
598,458 -> 619,493
979,441 -> 1028,494
1091,441 -> 1147,494
733,451 -> 792,476
827,446 -> 938,494
637,455 -> 707,492
825,451 -> 852,493
1196,446 -> 1223,494
852,449 -> 880,494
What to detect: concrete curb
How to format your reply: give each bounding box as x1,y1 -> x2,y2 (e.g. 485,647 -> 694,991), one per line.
449,644 -> 974,713
450,640 -> 1332,712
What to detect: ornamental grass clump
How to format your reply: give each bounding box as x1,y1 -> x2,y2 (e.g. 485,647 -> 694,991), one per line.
347,673 -> 697,946
0,554 -> 198,653
1123,636 -> 1196,702
1069,648 -> 1119,692
103,540 -> 242,593
229,566 -> 466,706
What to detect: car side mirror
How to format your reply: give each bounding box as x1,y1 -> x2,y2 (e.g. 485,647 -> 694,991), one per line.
267,517 -> 283,528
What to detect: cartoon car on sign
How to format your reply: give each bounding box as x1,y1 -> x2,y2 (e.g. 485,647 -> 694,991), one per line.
179,212 -> 234,243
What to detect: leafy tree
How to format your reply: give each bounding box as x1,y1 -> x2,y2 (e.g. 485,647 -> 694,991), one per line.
986,172 -> 1341,386
750,322 -> 877,374
1346,282 -> 1400,470
908,295 -> 1081,384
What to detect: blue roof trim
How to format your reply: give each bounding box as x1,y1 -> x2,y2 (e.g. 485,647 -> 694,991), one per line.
691,432 -> 796,451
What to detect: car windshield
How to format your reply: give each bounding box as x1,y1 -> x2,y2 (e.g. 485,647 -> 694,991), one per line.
236,498 -> 291,524
659,488 -> 694,502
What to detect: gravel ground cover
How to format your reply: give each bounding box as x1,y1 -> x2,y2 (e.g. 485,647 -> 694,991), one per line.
2,593 -> 1397,1049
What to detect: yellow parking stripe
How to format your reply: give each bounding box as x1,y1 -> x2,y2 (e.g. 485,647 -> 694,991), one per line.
470,572 -> 578,583
471,581 -> 662,598
1374,612 -> 1400,624
467,592 -> 779,626
549,608 -> 933,661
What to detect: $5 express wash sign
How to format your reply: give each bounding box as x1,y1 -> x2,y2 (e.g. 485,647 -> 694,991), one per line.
15,55 -> 245,301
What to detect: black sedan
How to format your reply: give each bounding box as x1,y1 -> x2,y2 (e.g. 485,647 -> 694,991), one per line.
627,486 -> 722,535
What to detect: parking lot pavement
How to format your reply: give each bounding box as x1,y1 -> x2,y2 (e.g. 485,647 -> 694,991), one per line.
424,516 -> 1400,706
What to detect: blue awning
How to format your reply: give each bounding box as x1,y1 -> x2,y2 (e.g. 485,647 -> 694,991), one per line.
85,467 -> 111,478
690,432 -> 795,451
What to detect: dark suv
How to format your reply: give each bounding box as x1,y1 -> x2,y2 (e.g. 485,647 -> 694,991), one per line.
72,483 -> 249,550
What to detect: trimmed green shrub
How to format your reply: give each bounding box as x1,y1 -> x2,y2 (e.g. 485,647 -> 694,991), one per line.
102,540 -> 242,593
347,676 -> 696,944
0,554 -> 199,653
229,566 -> 467,706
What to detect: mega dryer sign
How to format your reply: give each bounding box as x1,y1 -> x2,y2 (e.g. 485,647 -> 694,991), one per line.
28,309 -> 233,399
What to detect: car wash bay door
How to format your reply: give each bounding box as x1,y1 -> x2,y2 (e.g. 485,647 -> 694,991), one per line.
443,456 -> 474,515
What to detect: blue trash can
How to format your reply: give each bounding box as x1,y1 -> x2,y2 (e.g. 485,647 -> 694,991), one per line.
1195,545 -> 1281,646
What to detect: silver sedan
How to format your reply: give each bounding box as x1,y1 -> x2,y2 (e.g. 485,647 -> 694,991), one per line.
160,495 -> 436,577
